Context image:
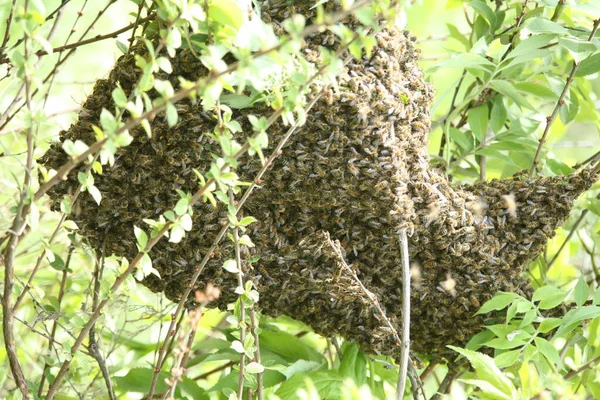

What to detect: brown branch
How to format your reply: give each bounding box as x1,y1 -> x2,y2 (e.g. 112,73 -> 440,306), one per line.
2,19 -> 36,397
546,206 -> 589,273
192,361 -> 236,381
564,354 -> 600,380
0,15 -> 154,64
0,0 -> 17,50
88,240 -> 117,400
530,18 -> 600,177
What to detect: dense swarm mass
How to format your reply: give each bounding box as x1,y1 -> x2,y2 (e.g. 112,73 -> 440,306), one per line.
41,1 -> 595,358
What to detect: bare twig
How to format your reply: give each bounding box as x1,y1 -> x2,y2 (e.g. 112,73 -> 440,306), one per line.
564,354 -> 600,380
37,247 -> 73,397
396,229 -> 411,400
88,239 -> 117,400
546,207 -> 589,273
0,0 -> 17,50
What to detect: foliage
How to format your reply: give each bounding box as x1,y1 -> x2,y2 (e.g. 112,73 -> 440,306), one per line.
0,0 -> 600,399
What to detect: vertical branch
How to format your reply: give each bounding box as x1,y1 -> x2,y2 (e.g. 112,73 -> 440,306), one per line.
88,239 -> 116,400
396,229 -> 411,400
250,309 -> 263,400
2,0 -> 35,394
37,246 -> 73,397
231,203 -> 247,400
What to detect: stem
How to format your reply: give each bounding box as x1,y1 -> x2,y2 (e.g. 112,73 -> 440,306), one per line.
396,230 -> 411,400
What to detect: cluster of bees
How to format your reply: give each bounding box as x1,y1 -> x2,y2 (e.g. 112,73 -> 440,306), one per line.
41,0 -> 595,359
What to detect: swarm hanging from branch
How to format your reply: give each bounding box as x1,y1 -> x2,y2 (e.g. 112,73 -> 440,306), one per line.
41,1 -> 595,359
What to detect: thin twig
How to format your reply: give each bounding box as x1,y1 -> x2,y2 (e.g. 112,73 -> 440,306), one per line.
564,354 -> 600,380
546,208 -> 589,272
396,230 -> 411,400
88,239 -> 117,400
530,19 -> 600,177
250,310 -> 263,400
37,247 -> 73,397
232,217 -> 247,400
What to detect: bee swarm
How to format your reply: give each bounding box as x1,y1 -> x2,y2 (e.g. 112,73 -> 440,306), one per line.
41,1 -> 595,359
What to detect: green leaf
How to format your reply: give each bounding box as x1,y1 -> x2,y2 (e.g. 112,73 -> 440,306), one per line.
275,371 -> 343,400
87,185 -> 102,205
338,342 -> 367,386
179,376 -> 209,400
534,337 -> 563,370
166,102 -> 178,127
209,0 -> 243,29
223,259 -> 239,273
532,285 -> 568,309
490,80 -> 534,110
468,104 -> 489,141
476,292 -> 521,315
514,82 -> 558,99
446,23 -> 470,50
112,87 -> 128,108
490,96 -> 507,134
430,53 -> 495,71
449,127 -> 474,151
134,225 -> 148,250
538,317 -> 562,333
555,306 -> 600,337
469,1 -> 497,31
448,346 -> 515,397
494,349 -> 521,368
574,275 -> 590,307
576,52 -> 600,77
525,17 -> 569,35
259,327 -> 324,363
115,368 -> 169,393
49,254 -> 66,271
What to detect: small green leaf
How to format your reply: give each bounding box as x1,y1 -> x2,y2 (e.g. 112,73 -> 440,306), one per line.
534,337 -> 563,370
538,318 -> 562,333
477,292 -> 521,315
468,104 -> 489,141
525,17 -> 569,35
574,275 -> 590,307
223,259 -> 239,273
115,368 -> 169,393
134,225 -> 148,250
448,346 -> 515,397
533,285 -> 568,309
209,0 -> 243,29
494,349 -> 521,368
576,52 -> 600,77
